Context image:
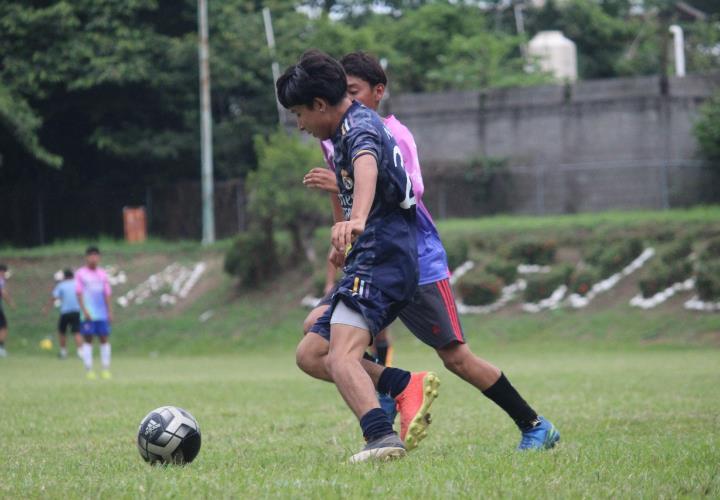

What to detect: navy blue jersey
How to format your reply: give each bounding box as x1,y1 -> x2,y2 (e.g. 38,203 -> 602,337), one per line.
331,101 -> 418,302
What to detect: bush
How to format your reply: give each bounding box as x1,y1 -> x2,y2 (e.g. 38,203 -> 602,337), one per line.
224,230 -> 289,287
701,237 -> 720,260
659,239 -> 693,264
506,239 -> 556,265
485,259 -> 518,285
456,270 -> 503,306
588,238 -> 643,278
695,259 -> 720,301
693,91 -> 720,168
444,236 -> 469,271
569,266 -> 601,296
523,264 -> 574,303
638,261 -> 693,298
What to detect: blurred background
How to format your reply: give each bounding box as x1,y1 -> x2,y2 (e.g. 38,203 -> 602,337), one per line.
1,0 -> 718,247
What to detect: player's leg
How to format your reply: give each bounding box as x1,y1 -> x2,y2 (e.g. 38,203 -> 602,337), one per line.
400,278 -> 559,450
98,321 -> 112,379
81,320 -> 96,378
0,310 -> 8,357
58,314 -> 68,359
373,328 -> 393,366
326,301 -> 404,462
70,312 -> 83,358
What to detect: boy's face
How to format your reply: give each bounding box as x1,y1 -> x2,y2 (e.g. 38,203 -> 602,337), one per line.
290,98 -> 335,140
86,253 -> 100,268
346,75 -> 384,111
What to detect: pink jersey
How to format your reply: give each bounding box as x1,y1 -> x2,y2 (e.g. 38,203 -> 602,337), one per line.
75,266 -> 111,320
321,113 -> 449,285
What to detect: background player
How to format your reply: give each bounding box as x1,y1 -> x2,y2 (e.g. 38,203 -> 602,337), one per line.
0,264 -> 16,358
75,247 -> 113,379
299,52 -> 559,451
45,269 -> 83,359
277,50 -> 439,462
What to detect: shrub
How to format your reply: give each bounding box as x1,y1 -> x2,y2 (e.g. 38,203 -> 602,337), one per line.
456,271 -> 503,306
701,237 -> 720,260
444,236 -> 470,271
523,264 -> 574,303
638,261 -> 693,298
659,239 -> 693,264
591,238 -> 643,278
224,229 -> 289,287
569,266 -> 601,296
695,259 -> 720,301
485,259 -> 518,284
506,239 -> 556,265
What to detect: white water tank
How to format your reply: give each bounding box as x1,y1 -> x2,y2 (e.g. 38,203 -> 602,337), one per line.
528,30 -> 578,82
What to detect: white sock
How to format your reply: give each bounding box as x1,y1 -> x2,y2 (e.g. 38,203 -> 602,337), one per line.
60,347 -> 67,357
82,343 -> 93,370
100,343 -> 111,369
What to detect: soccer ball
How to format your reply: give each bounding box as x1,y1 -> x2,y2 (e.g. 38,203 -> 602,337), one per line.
39,338 -> 53,351
137,406 -> 201,465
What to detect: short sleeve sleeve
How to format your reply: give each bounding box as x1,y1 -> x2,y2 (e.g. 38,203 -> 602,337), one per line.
52,284 -> 61,299
345,126 -> 382,166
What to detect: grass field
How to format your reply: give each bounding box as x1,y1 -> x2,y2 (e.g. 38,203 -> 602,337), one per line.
1,343 -> 719,498
1,208 -> 720,498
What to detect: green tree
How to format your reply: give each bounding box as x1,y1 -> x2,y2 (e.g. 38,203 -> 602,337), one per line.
247,129 -> 329,261
693,91 -> 720,169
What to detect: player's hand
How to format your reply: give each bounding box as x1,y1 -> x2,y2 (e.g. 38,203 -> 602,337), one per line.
328,246 -> 346,269
331,219 -> 365,254
83,311 -> 92,321
303,168 -> 338,194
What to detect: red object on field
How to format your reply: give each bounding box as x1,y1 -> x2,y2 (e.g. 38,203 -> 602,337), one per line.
123,207 -> 147,243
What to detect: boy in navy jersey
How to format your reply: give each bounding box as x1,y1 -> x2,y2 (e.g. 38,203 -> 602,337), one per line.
277,50 -> 439,462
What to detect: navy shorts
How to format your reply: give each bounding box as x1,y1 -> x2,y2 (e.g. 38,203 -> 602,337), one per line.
0,309 -> 6,329
81,320 -> 111,336
309,275 -> 409,343
311,277 -> 465,350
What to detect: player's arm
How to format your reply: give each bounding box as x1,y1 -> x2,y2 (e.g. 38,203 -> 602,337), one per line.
326,195 -> 346,276
331,154 -> 377,253
304,168 -> 339,194
104,278 -> 113,323
76,277 -> 91,321
1,287 -> 15,308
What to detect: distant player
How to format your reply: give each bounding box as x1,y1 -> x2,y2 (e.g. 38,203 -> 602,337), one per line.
0,263 -> 16,358
277,50 -> 439,462
298,52 -> 559,451
45,269 -> 83,359
76,247 -> 113,379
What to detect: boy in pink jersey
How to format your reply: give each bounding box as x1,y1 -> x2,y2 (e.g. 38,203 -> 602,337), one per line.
300,52 -> 559,451
76,246 -> 113,379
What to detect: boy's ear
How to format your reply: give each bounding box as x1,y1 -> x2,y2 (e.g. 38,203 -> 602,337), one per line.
312,97 -> 328,112
373,83 -> 386,103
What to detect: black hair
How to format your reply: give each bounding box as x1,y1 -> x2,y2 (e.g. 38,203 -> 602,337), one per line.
86,246 -> 100,255
0,264 -> 6,272
276,50 -> 347,109
63,269 -> 74,279
340,52 -> 387,87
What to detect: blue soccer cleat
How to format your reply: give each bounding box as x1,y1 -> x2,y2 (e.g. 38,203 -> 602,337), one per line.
518,416 -> 560,450
378,393 -> 398,423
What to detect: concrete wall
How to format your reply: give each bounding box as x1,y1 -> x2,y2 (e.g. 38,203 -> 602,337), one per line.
387,73 -> 720,215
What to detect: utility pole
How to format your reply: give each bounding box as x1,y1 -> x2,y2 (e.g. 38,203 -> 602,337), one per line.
263,7 -> 284,125
198,0 -> 215,244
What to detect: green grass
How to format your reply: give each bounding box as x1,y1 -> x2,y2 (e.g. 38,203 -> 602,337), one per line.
1,343 -> 719,498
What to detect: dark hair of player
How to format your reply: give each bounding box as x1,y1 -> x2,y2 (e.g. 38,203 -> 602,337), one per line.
0,264 -> 7,272
276,50 -> 347,109
63,269 -> 74,279
340,52 -> 387,87
86,246 -> 100,255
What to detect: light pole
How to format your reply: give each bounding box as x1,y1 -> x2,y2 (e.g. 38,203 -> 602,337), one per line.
263,7 -> 284,125
198,0 -> 215,244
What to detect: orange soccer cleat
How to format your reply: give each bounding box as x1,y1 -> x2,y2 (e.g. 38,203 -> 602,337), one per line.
394,371 -> 440,451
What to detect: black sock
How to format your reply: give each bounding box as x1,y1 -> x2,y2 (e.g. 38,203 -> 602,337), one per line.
359,408 -> 394,441
376,367 -> 411,398
375,343 -> 389,366
482,373 -> 539,431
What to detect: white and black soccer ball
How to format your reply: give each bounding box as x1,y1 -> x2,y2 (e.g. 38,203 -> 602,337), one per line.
137,406 -> 201,465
